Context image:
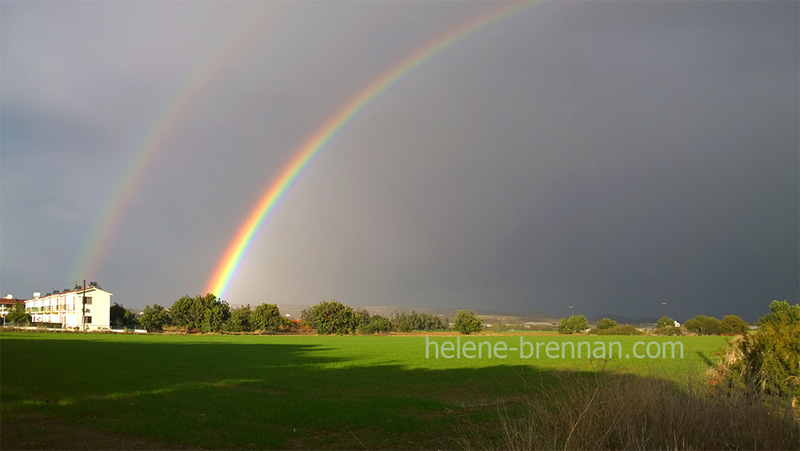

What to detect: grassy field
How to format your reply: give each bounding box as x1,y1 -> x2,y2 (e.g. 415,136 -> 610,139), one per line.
1,332 -> 730,449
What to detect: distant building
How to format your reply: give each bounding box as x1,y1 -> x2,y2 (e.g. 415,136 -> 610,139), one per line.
24,284 -> 112,330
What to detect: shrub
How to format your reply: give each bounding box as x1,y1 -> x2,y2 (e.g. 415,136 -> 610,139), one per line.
250,303 -> 282,332
225,305 -> 253,332
305,300 -> 358,335
170,294 -> 229,332
655,315 -> 677,329
453,310 -> 482,335
140,304 -> 171,332
684,315 -> 722,335
596,318 -> 617,330
713,301 -> 800,401
5,301 -> 31,326
358,314 -> 393,334
558,315 -> 588,334
393,311 -> 448,332
596,324 -> 642,335
651,325 -> 682,336
720,314 -> 748,335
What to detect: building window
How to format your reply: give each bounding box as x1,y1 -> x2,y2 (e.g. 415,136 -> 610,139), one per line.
84,297 -> 93,305
85,316 -> 92,324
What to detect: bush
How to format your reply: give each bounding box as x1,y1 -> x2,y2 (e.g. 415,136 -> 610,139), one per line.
358,314 -> 393,334
655,315 -> 677,329
558,315 -> 588,334
596,324 -> 642,335
453,310 -> 482,335
720,314 -> 748,335
651,325 -> 682,336
713,300 -> 800,401
250,303 -> 282,332
596,318 -> 617,330
393,311 -> 448,332
5,301 -> 31,326
304,300 -> 358,335
225,305 -> 253,332
169,294 -> 229,332
684,315 -> 722,335
139,304 -> 171,332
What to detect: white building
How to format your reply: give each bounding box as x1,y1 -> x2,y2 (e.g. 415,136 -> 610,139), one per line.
24,284 -> 112,330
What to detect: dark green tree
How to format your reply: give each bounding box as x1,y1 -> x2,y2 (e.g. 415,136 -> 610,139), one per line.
170,294 -> 228,332
358,314 -> 393,334
453,310 -> 482,335
201,300 -> 230,333
250,303 -> 282,332
225,305 -> 253,332
393,311 -> 448,332
110,302 -> 137,329
684,315 -> 723,335
139,304 -> 170,332
5,301 -> 31,326
307,300 -> 358,335
758,300 -> 800,327
720,314 -> 748,335
558,315 -> 588,334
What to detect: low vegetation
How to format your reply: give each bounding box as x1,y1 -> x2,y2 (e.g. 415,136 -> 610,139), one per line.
557,315 -> 588,334
463,369 -> 799,450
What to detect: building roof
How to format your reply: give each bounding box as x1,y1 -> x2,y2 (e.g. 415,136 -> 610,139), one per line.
0,298 -> 24,307
26,285 -> 112,301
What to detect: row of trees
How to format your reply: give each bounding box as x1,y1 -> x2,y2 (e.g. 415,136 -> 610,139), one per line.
139,296 -> 484,335
298,301 -> 482,335
139,294 -> 292,333
559,312 -> 751,336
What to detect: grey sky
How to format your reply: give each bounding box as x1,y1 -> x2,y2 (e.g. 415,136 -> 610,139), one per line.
1,1 -> 797,321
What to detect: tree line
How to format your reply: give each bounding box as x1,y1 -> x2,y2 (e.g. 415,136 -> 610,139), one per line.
555,311 -> 754,336
138,295 -> 483,335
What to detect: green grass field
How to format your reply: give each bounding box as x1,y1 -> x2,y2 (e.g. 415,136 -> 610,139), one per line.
0,332 -> 728,449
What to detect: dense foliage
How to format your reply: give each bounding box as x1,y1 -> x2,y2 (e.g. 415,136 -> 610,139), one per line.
4,301 -> 31,326
655,315 -> 677,329
358,314 -> 393,334
453,310 -> 482,335
224,305 -> 252,332
109,302 -> 138,329
250,303 -> 282,332
596,318 -> 617,330
557,315 -> 588,334
303,300 -> 359,335
140,304 -> 170,331
713,300 -> 800,403
170,294 -> 230,333
595,324 -> 642,335
393,311 -> 448,332
684,314 -> 748,336
684,315 -> 723,335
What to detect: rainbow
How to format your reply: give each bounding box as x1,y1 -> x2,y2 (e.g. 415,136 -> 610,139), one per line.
206,1 -> 536,299
70,3 -> 277,283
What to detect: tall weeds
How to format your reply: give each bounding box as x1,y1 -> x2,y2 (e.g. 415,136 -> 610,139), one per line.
462,369 -> 799,450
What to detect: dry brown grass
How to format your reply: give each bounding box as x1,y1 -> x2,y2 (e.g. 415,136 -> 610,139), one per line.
462,370 -> 800,450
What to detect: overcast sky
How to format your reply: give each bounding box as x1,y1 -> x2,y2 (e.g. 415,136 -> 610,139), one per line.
1,1 -> 797,321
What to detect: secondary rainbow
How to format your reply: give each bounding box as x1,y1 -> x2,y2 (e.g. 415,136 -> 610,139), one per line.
206,1 -> 536,298
70,3 -> 276,283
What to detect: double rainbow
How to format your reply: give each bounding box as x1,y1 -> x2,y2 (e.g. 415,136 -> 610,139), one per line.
205,1 -> 535,298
